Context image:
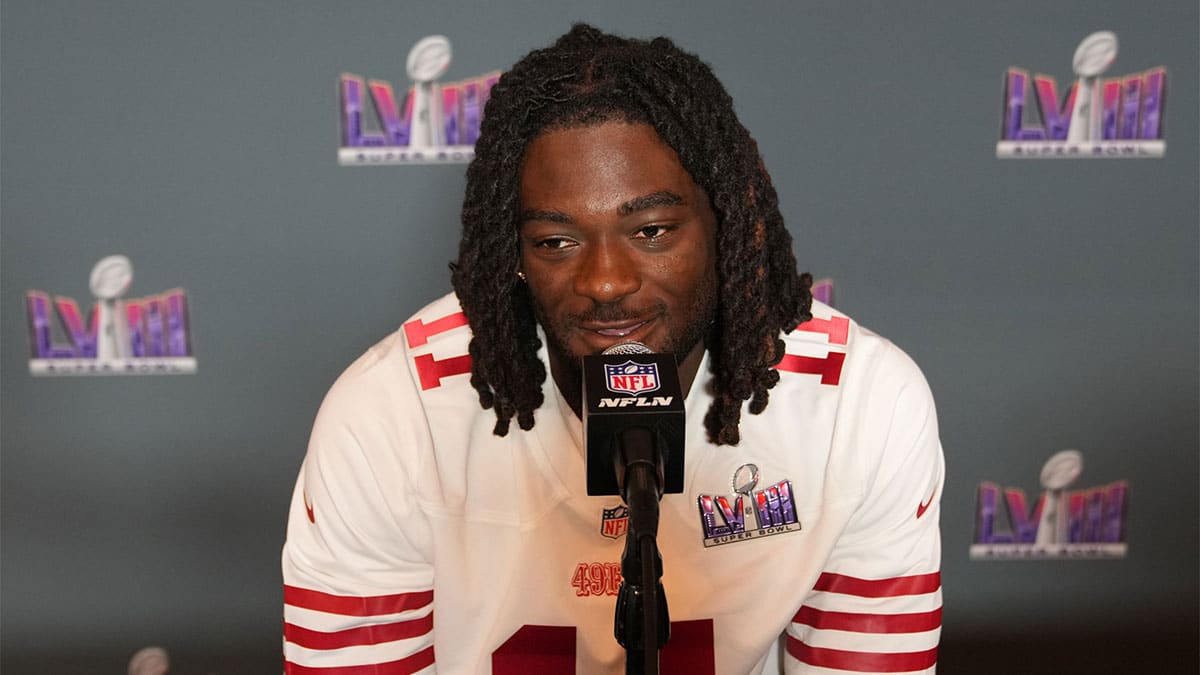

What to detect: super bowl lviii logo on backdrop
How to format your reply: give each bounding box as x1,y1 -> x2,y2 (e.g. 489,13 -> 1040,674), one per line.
339,35 -> 500,165
25,256 -> 196,376
997,31 -> 1166,159
811,278 -> 834,307
971,450 -> 1127,559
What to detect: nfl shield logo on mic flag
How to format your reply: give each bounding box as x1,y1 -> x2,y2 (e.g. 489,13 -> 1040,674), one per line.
603,361 -> 660,395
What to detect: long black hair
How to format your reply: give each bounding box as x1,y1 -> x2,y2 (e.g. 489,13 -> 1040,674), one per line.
451,24 -> 812,445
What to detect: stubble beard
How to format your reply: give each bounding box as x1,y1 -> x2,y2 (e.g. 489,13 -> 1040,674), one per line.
532,271 -> 718,410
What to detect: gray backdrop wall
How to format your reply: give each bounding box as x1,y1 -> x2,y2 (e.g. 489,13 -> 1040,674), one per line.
2,1 -> 1196,673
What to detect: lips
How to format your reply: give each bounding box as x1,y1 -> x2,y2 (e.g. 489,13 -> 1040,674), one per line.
588,320 -> 649,338
561,307 -> 666,353
575,316 -> 659,349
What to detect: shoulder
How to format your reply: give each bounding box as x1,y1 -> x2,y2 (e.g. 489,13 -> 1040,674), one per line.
323,292 -> 471,404
773,301 -> 939,489
310,292 -> 476,454
779,300 -> 929,395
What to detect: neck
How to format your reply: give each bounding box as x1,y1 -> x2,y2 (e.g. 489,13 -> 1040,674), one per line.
550,339 -> 707,419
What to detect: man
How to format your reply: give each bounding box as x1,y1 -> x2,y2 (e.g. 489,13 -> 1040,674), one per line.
283,24 -> 943,674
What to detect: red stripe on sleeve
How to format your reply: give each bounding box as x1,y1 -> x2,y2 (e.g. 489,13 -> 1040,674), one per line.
284,646 -> 435,674
284,613 -> 433,649
792,606 -> 942,633
813,572 -> 941,598
284,586 -> 433,616
786,636 -> 937,673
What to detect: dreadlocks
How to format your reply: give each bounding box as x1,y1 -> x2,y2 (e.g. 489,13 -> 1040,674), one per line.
451,23 -> 812,445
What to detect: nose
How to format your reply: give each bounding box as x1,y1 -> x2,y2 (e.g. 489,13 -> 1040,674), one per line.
573,240 -> 640,304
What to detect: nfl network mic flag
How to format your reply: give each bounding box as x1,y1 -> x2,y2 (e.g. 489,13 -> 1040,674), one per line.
582,352 -> 685,497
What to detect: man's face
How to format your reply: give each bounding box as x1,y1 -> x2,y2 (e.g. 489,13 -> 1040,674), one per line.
518,121 -> 719,383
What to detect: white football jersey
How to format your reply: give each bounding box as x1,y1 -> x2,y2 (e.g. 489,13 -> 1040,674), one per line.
282,293 -> 943,674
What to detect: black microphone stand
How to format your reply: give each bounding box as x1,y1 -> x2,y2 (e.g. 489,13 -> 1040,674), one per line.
613,428 -> 670,675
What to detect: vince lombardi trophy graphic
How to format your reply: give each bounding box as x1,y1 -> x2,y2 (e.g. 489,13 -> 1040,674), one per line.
1067,31 -> 1118,142
1035,449 -> 1083,545
406,35 -> 452,150
127,646 -> 169,675
731,464 -> 760,529
90,255 -> 133,359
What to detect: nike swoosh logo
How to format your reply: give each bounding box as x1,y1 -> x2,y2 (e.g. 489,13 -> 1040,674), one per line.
916,488 -> 936,519
303,491 -> 315,524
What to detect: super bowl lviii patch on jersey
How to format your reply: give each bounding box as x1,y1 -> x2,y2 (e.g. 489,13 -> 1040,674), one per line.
697,464 -> 801,547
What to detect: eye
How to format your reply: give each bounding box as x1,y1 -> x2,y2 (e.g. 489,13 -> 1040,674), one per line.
532,236 -> 576,251
634,224 -> 674,240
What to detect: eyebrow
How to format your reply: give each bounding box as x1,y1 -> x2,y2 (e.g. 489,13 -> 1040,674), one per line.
519,208 -> 573,225
618,190 -> 684,216
518,190 -> 686,225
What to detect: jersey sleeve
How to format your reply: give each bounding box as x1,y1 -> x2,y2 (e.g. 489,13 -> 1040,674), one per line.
281,343 -> 438,675
785,341 -> 944,674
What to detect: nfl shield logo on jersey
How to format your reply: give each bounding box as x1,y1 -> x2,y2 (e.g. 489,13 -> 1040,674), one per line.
600,505 -> 629,539
604,361 -> 660,395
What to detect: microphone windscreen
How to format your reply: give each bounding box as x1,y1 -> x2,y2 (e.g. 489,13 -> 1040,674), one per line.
602,341 -> 651,356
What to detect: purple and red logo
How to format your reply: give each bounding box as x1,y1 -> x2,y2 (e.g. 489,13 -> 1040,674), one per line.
604,361 -> 660,396
697,464 -> 801,548
998,31 -> 1166,158
339,35 -> 501,165
971,449 -> 1128,559
811,277 -> 834,307
25,255 -> 195,376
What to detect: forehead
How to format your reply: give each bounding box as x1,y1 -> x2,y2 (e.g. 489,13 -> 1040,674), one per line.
519,122 -> 703,212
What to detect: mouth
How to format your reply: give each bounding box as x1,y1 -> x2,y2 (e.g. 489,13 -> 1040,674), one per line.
581,319 -> 651,339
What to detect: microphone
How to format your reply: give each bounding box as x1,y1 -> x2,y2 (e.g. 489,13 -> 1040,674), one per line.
582,342 -> 685,499
583,341 -> 680,671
